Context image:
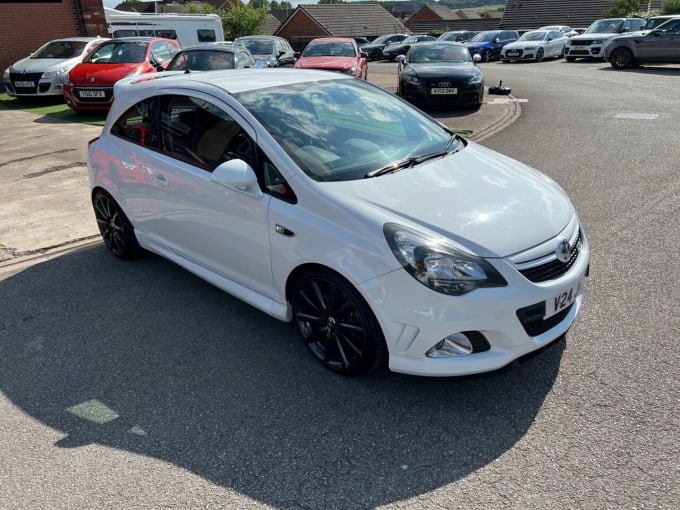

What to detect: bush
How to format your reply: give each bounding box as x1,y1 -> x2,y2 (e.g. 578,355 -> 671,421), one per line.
661,0 -> 680,14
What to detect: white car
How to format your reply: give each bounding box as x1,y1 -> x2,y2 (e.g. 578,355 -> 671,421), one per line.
87,69 -> 589,377
501,30 -> 568,62
565,17 -> 645,61
3,37 -> 108,97
538,25 -> 579,38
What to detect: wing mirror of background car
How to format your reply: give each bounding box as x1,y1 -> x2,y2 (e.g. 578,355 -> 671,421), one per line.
473,54 -> 482,64
210,159 -> 263,199
360,51 -> 368,58
396,55 -> 406,64
493,37 -> 500,42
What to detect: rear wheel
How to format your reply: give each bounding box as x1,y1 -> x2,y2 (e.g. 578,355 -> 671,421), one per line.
483,49 -> 493,62
92,189 -> 141,259
609,47 -> 634,69
292,268 -> 387,376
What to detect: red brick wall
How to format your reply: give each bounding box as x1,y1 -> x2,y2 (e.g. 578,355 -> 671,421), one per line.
1,0 -> 107,91
277,11 -> 330,52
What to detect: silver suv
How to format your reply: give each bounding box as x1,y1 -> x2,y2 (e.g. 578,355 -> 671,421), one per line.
604,17 -> 680,69
564,18 -> 645,61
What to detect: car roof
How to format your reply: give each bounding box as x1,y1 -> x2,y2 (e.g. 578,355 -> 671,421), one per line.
308,37 -> 354,43
178,43 -> 241,52
48,36 -> 107,43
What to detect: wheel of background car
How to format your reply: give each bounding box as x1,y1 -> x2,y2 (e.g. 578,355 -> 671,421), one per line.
609,47 -> 634,69
92,189 -> 141,259
536,48 -> 544,63
559,46 -> 565,58
484,49 -> 493,62
292,267 -> 387,376
372,49 -> 381,61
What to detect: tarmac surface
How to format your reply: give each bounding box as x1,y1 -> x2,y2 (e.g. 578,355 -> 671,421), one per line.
0,82 -> 520,274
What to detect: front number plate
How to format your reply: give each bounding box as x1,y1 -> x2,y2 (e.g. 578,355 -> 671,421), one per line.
431,87 -> 457,95
15,81 -> 34,87
79,90 -> 105,98
546,279 -> 583,319
507,51 -> 520,56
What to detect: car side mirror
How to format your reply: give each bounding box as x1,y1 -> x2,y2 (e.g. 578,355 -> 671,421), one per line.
211,159 -> 262,199
473,54 -> 482,64
396,54 -> 405,64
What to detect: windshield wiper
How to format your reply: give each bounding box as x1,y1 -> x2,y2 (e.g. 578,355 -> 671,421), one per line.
364,134 -> 462,179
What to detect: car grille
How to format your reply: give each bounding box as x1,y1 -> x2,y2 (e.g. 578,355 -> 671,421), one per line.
519,230 -> 582,283
516,302 -> 573,337
572,39 -> 595,46
9,72 -> 42,94
464,331 -> 491,353
72,87 -> 114,103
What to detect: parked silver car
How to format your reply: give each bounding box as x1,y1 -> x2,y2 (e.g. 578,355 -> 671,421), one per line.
3,37 -> 108,98
604,17 -> 680,69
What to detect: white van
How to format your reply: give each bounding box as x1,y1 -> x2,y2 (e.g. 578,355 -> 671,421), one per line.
104,8 -> 224,48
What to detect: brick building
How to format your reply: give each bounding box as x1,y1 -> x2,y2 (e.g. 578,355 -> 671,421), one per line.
0,0 -> 107,90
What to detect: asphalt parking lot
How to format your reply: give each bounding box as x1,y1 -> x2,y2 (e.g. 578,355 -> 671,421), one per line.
0,64 -> 519,272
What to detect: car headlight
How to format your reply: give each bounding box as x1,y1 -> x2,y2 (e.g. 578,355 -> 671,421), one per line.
468,74 -> 483,85
403,73 -> 421,85
591,39 -> 606,44
3,67 -> 11,80
41,67 -> 69,79
384,223 -> 507,296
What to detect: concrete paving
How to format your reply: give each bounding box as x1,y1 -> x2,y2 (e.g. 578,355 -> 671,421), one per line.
0,86 -> 520,274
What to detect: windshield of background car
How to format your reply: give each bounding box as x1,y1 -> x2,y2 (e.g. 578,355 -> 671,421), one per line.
235,79 -> 456,182
302,42 -> 356,57
85,41 -> 148,63
518,31 -> 548,42
236,39 -> 274,54
585,20 -> 623,33
33,40 -> 88,59
371,35 -> 392,45
409,44 -> 471,63
470,32 -> 498,42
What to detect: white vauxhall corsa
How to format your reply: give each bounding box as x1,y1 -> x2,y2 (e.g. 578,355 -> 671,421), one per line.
88,69 -> 589,377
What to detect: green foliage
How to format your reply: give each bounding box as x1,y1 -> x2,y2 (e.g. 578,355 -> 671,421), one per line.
223,4 -> 269,39
662,0 -> 680,14
603,0 -> 641,17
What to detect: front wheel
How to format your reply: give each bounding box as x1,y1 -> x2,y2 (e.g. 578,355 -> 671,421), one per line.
483,49 -> 493,62
609,47 -> 634,69
535,48 -> 544,63
92,189 -> 141,259
292,268 -> 387,376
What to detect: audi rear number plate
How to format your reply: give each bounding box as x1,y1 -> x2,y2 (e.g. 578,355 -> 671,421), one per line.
79,90 -> 105,98
431,87 -> 457,95
546,279 -> 583,319
15,81 -> 34,87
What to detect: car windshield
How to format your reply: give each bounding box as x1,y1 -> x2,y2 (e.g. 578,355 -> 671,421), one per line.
32,40 -> 88,59
86,41 -> 148,63
470,32 -> 498,43
518,31 -> 548,41
409,44 -> 471,63
168,50 -> 235,71
371,34 -> 393,45
585,20 -> 624,33
236,39 -> 273,54
302,42 -> 356,57
235,79 -> 457,182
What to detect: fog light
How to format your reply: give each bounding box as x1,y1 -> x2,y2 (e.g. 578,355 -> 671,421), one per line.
426,333 -> 474,358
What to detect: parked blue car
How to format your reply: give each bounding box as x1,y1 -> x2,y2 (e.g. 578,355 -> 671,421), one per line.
464,30 -> 520,62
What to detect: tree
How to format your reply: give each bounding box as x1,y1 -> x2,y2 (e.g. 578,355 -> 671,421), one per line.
249,0 -> 269,9
662,0 -> 680,14
223,4 -> 269,39
603,0 -> 641,17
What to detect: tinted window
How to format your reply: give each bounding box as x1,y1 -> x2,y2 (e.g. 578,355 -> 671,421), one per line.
197,30 -> 216,42
111,98 -> 159,149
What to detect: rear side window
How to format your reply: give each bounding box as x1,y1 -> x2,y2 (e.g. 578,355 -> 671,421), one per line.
198,29 -> 216,42
111,98 -> 159,149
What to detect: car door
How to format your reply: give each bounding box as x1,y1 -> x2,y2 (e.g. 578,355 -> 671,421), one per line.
642,19 -> 680,62
144,93 -> 276,298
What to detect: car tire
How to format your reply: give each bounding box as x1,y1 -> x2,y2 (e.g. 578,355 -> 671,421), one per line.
92,189 -> 141,259
371,49 -> 381,61
484,49 -> 493,62
609,47 -> 634,69
559,46 -> 565,58
292,267 -> 387,376
536,48 -> 544,63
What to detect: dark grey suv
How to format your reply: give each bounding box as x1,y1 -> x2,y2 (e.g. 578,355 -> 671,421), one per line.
604,17 -> 680,69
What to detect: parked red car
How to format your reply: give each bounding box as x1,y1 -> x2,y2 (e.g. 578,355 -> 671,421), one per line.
294,37 -> 368,79
64,37 -> 180,112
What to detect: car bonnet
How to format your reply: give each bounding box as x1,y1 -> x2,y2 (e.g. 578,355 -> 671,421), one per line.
318,142 -> 574,258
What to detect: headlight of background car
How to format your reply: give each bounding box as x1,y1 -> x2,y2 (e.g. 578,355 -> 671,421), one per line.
403,73 -> 421,85
42,67 -> 70,79
384,223 -> 507,296
591,39 -> 606,44
3,67 -> 11,80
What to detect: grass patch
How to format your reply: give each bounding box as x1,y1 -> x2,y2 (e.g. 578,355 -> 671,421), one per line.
0,93 -> 106,126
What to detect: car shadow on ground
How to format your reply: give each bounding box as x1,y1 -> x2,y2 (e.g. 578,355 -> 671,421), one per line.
0,245 -> 565,508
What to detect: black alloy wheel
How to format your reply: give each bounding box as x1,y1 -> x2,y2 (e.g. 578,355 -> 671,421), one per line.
292,269 -> 386,376
536,48 -> 544,63
92,189 -> 141,259
610,47 -> 634,69
484,49 -> 493,62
